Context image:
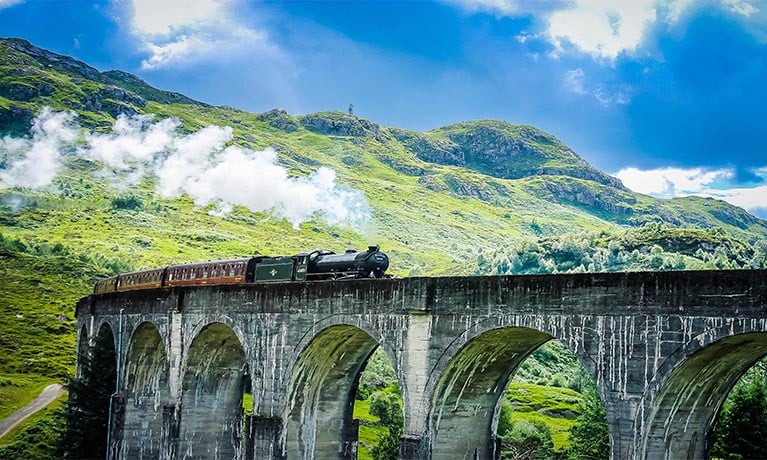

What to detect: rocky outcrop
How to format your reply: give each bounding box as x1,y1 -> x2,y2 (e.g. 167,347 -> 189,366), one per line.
0,105 -> 35,135
0,81 -> 54,101
530,177 -> 636,216
256,109 -> 299,132
300,112 -> 386,142
1,38 -> 205,108
101,70 -> 205,106
394,121 -> 626,190
390,128 -> 464,166
2,38 -> 102,80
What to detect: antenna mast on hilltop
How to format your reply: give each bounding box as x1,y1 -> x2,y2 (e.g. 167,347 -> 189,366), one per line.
348,103 -> 353,115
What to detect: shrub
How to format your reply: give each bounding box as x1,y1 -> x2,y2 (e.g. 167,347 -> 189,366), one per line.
110,195 -> 142,211
500,420 -> 554,460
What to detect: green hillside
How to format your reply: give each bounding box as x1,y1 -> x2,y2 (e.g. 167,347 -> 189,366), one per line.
1,37 -> 766,457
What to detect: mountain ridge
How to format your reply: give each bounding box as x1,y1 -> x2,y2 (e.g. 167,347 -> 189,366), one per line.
1,37 -> 619,188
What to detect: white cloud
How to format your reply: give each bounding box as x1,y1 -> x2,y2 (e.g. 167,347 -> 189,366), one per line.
614,166 -> 767,215
615,166 -> 732,195
449,0 -> 762,61
124,0 -> 282,70
563,68 -> 631,105
564,68 -> 587,95
442,0 -> 551,16
547,0 -> 658,60
723,0 -> 758,17
0,0 -> 23,9
593,87 -> 630,105
130,0 -> 224,36
707,184 -> 767,214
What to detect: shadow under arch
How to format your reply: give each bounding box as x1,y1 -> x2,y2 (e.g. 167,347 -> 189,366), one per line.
76,325 -> 89,378
284,324 -> 382,459
428,326 -> 554,459
640,332 -> 767,460
179,322 -> 247,459
121,321 -> 169,459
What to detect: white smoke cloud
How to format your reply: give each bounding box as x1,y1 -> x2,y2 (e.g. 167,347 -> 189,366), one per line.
0,108 -> 80,189
156,145 -> 370,229
83,115 -> 179,168
0,108 -> 372,232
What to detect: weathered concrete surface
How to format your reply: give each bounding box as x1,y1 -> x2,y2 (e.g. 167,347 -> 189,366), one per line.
75,270 -> 767,459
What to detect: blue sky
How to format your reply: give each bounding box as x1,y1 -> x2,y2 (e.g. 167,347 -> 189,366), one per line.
1,0 -> 767,217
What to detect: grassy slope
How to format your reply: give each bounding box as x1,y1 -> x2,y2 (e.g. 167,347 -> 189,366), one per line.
0,375 -> 58,420
505,383 -> 582,451
353,399 -> 386,460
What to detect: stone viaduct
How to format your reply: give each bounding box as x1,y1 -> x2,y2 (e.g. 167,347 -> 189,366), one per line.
75,269 -> 767,459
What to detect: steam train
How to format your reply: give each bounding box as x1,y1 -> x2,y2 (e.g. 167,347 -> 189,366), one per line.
93,245 -> 390,295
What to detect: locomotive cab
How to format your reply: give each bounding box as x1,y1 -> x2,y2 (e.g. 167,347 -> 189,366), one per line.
293,253 -> 309,281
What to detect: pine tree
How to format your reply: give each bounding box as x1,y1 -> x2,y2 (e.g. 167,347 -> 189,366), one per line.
60,329 -> 117,459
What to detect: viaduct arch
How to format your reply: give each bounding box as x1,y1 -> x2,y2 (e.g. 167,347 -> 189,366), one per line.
75,270 -> 767,459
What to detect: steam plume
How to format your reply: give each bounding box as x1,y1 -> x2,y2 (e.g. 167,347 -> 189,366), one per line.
0,108 -> 79,188
0,108 -> 372,231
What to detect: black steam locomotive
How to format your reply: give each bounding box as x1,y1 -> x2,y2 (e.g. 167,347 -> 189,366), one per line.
93,245 -> 390,294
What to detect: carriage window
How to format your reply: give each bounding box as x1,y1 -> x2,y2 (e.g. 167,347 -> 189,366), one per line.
190,268 -> 196,279
229,265 -> 236,276
211,266 -> 218,277
202,267 -> 208,278
182,269 -> 187,280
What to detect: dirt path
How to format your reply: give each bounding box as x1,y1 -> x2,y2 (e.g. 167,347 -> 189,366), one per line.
0,384 -> 65,440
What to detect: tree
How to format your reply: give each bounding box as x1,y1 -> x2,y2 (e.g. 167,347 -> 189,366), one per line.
370,389 -> 403,460
568,385 -> 609,460
60,329 -> 117,459
711,368 -> 767,459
